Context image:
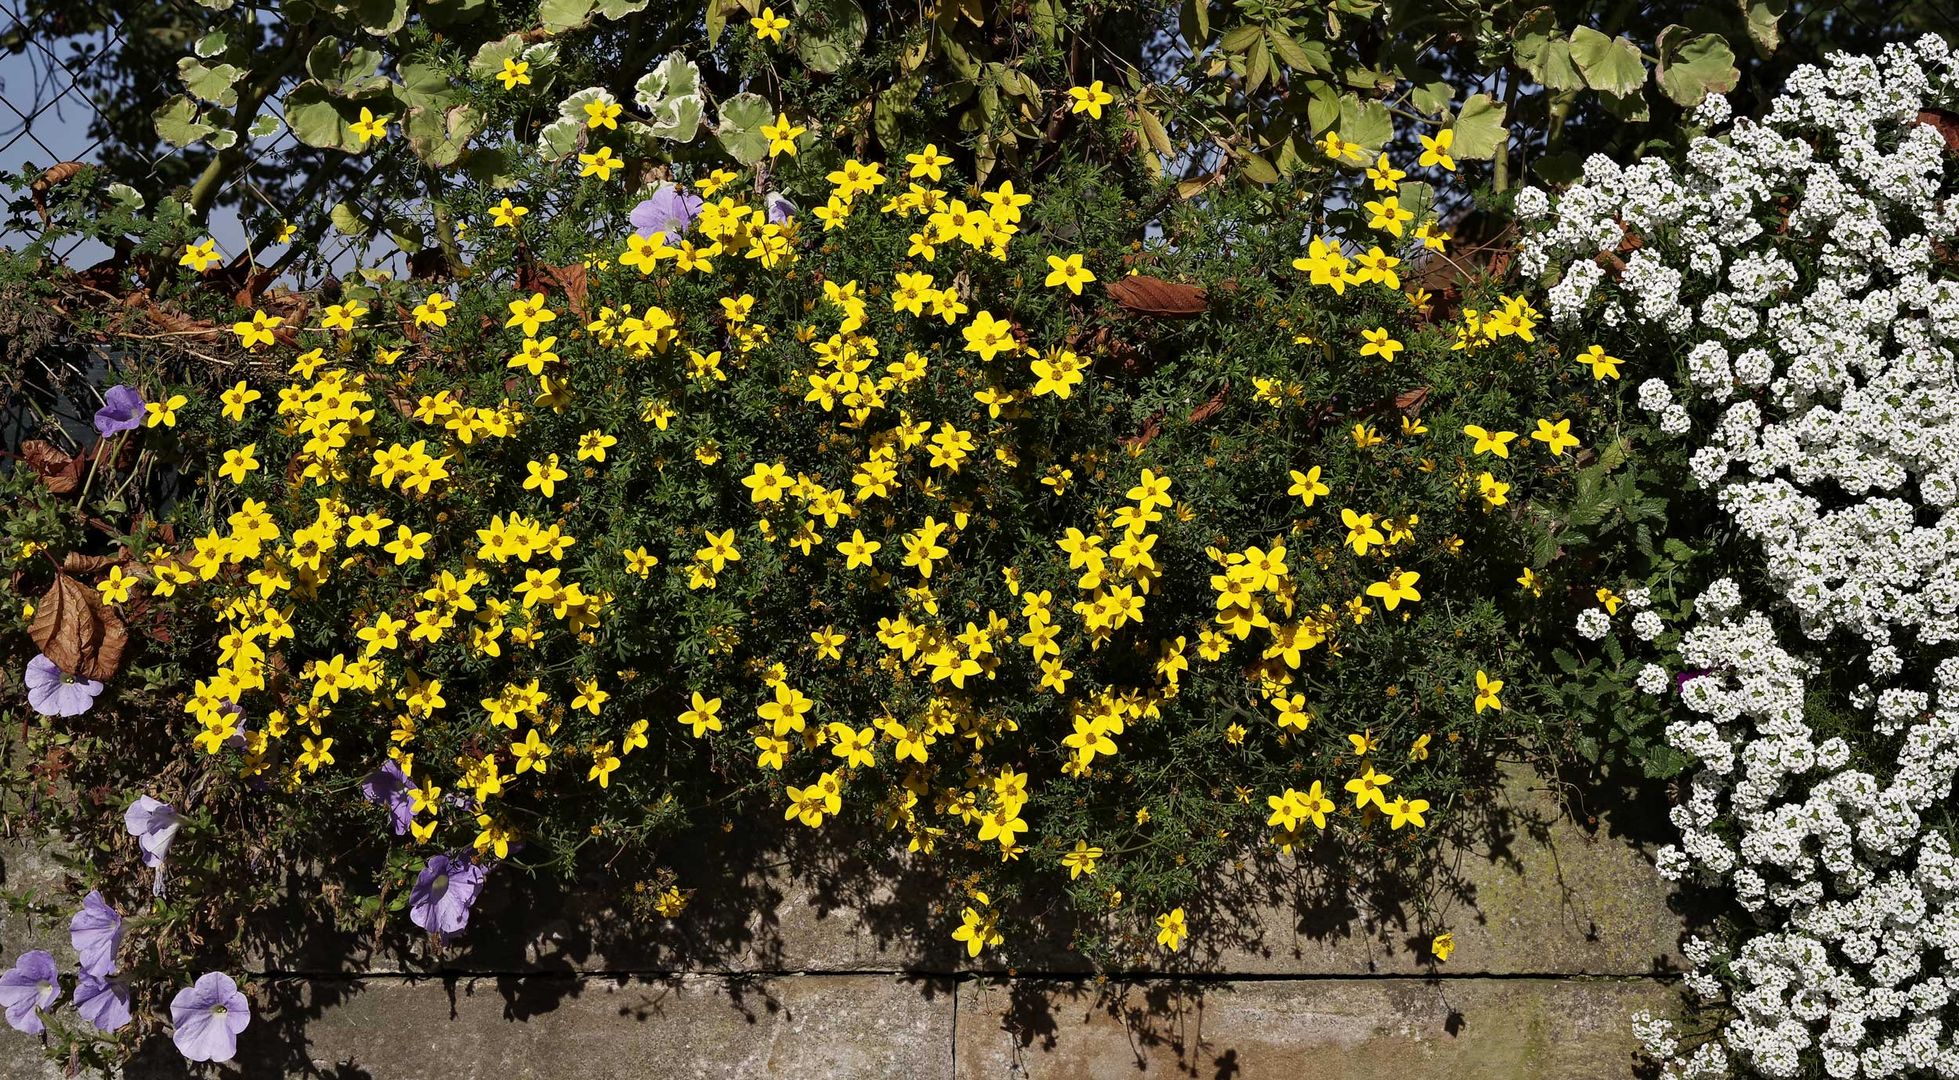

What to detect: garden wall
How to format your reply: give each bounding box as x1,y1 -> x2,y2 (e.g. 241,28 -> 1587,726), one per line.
0,764 -> 1686,1078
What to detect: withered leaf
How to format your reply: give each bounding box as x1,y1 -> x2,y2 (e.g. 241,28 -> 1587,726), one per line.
1188,384 -> 1229,425
28,573 -> 128,681
19,439 -> 83,494
1107,274 -> 1207,317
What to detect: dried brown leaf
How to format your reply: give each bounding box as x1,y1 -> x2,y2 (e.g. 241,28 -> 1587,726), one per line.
1106,274 -> 1208,317
28,573 -> 128,680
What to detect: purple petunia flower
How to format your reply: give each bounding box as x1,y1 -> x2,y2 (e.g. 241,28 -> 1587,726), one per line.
25,653 -> 103,718
360,760 -> 413,836
764,192 -> 798,224
93,385 -> 146,437
70,890 -> 124,976
170,972 -> 250,1063
409,853 -> 488,938
630,182 -> 702,238
125,795 -> 182,896
0,951 -> 61,1035
74,973 -> 131,1032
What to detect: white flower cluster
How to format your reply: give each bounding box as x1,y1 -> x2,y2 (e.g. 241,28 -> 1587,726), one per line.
1523,36 -> 1959,649
1523,36 -> 1959,1079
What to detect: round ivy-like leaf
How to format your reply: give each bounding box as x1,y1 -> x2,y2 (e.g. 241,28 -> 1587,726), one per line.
1448,93 -> 1508,160
179,57 -> 245,108
538,0 -> 595,34
153,95 -> 217,148
405,103 -> 485,167
536,116 -> 583,161
715,91 -> 775,165
795,0 -> 867,74
1655,26 -> 1739,107
1569,26 -> 1646,98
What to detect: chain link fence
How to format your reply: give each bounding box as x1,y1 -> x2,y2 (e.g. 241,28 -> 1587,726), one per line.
0,0 -> 405,277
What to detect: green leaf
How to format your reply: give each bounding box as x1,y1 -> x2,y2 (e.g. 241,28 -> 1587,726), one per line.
1597,87 -> 1650,122
307,38 -> 385,92
539,0 -> 596,33
1409,79 -> 1452,116
1219,24 -> 1261,52
397,61 -> 460,110
1512,8 -> 1583,92
875,71 -> 924,153
424,0 -> 488,23
715,91 -> 775,165
706,0 -> 730,44
178,57 -> 244,108
595,0 -> 650,16
1301,78 -> 1340,134
1336,93 -> 1391,155
194,30 -> 229,58
536,116 -> 583,160
1179,0 -> 1207,45
330,202 -> 370,237
1137,107 -> 1172,158
1744,0 -> 1786,54
351,0 -> 410,34
795,0 -> 868,74
404,103 -> 485,167
1568,26 -> 1645,98
1032,0 -> 1060,43
470,34 -> 526,80
1395,180 -> 1435,224
248,113 -> 281,139
1655,26 -> 1739,107
1449,92 -> 1506,159
284,80 -> 359,151
153,95 -> 217,148
1237,151 -> 1278,184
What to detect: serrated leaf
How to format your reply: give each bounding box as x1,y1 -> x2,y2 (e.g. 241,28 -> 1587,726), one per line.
1032,0 -> 1060,43
795,0 -> 868,74
1512,8 -> 1583,91
178,57 -> 244,108
1449,92 -> 1506,160
715,91 -> 775,164
153,95 -> 217,148
539,0 -> 596,33
397,61 -> 460,110
1179,0 -> 1208,44
1245,37 -> 1270,93
1655,26 -> 1739,106
1219,24 -> 1261,52
1569,26 -> 1645,98
307,38 -> 385,93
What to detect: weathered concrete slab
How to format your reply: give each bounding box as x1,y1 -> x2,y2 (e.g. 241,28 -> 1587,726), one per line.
954,976 -> 1675,1079
118,973 -> 955,1079
262,763 -> 1681,979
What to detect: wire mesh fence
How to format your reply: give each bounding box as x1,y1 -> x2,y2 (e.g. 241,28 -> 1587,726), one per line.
0,0 -> 405,278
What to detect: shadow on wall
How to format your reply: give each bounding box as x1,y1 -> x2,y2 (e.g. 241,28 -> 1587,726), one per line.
68,759 -> 1692,1077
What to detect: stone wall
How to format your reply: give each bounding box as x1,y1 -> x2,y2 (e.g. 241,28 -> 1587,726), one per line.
0,765 -> 1687,1078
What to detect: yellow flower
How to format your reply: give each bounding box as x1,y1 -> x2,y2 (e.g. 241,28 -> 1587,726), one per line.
761,112 -> 806,158
905,144 -> 953,181
524,455 -> 568,498
505,292 -> 557,336
1154,907 -> 1188,951
231,309 -> 283,349
219,381 -> 261,421
489,198 -> 529,228
1365,569 -> 1421,610
1418,128 -> 1456,171
1061,840 -> 1103,879
96,565 -> 135,605
578,146 -> 620,180
350,106 -> 390,145
1531,417 -> 1580,455
677,692 -> 723,737
1474,669 -> 1503,713
1067,80 -> 1115,119
750,6 -> 789,41
144,393 -> 188,428
218,444 -> 260,484
1384,796 -> 1430,830
1477,472 -> 1510,508
1363,196 -> 1413,237
1287,466 -> 1329,507
587,742 -> 621,787
583,98 -> 623,130
1358,326 -> 1402,362
1462,424 -> 1519,458
497,58 -> 532,90
511,728 -> 552,774
951,893 -> 1004,956
1577,344 -> 1623,381
1043,253 -> 1095,295
179,238 -> 220,272
1431,932 -> 1456,962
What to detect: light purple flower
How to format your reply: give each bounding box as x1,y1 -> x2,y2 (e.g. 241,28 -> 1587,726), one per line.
25,653 -> 103,718
630,182 -> 702,238
125,795 -> 182,871
70,890 -> 123,976
360,760 -> 413,836
0,951 -> 60,1035
764,192 -> 798,224
73,973 -> 130,1032
93,385 -> 145,437
409,853 -> 488,938
170,972 -> 250,1063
